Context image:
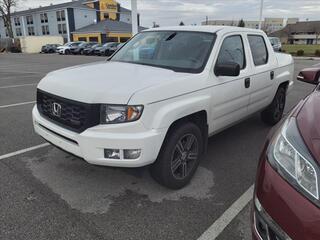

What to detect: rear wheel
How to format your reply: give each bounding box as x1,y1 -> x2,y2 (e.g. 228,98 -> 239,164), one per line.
150,122 -> 203,189
261,86 -> 286,126
65,49 -> 70,55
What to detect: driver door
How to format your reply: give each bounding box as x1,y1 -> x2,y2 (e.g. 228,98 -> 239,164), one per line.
210,34 -> 252,132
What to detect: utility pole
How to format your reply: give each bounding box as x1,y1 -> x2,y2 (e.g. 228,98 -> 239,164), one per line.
206,16 -> 208,25
258,0 -> 264,29
131,0 -> 138,35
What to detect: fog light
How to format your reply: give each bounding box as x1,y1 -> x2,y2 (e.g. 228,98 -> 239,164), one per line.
124,149 -> 141,159
104,149 -> 120,159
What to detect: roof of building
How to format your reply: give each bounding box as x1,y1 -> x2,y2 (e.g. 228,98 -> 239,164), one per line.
12,0 -> 91,16
72,19 -> 146,34
119,7 -> 131,13
270,21 -> 320,37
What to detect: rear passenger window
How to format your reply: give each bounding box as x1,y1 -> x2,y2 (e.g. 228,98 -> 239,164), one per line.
248,35 -> 268,66
216,35 -> 246,70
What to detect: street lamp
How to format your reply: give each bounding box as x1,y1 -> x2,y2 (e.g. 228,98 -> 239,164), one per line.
259,0 -> 264,29
131,0 -> 138,35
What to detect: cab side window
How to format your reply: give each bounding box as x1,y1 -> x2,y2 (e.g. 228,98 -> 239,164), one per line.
216,35 -> 246,70
248,35 -> 268,66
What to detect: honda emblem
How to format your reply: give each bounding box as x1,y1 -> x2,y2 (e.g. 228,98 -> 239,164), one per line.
52,102 -> 62,117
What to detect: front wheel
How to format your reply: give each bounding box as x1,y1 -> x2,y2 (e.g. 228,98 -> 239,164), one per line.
261,86 -> 286,126
150,122 -> 203,189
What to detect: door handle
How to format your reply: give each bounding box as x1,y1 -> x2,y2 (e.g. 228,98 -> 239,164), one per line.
270,71 -> 275,80
245,78 -> 250,88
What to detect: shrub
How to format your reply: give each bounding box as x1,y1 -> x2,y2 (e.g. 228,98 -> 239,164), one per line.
315,49 -> 320,57
297,49 -> 304,56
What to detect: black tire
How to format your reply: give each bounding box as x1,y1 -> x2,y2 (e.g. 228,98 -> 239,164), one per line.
105,50 -> 110,56
65,49 -> 70,55
261,86 -> 286,126
150,122 -> 203,189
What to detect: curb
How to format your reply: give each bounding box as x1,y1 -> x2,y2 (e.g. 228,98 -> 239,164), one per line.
293,57 -> 320,60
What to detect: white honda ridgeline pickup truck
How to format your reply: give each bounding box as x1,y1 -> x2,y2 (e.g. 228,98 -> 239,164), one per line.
33,26 -> 294,189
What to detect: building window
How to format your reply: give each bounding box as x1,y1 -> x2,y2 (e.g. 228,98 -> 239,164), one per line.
16,28 -> 22,36
58,23 -> 67,34
26,15 -> 34,25
56,10 -> 66,22
42,25 -> 50,35
14,17 -> 21,26
106,37 -> 118,42
27,26 -> 35,36
40,13 -> 48,23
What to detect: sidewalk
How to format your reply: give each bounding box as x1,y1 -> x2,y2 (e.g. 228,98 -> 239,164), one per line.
293,56 -> 320,61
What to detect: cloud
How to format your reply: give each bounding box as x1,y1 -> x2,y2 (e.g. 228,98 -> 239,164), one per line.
19,0 -> 320,27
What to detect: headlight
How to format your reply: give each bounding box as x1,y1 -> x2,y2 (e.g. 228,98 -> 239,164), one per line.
100,104 -> 143,124
268,118 -> 319,201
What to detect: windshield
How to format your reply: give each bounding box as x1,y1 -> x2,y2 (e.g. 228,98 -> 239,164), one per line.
110,31 -> 216,73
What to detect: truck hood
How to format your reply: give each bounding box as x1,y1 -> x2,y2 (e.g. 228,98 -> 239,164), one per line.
37,61 -> 190,104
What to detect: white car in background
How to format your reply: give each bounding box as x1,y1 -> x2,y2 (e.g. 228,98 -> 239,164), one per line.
57,41 -> 84,55
33,26 -> 294,189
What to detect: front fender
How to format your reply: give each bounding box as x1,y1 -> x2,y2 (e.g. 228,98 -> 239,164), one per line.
144,94 -> 211,130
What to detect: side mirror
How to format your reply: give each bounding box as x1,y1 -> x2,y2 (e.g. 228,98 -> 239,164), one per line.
215,62 -> 240,77
297,68 -> 320,85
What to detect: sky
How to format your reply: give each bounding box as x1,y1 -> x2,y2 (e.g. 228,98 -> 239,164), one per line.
17,0 -> 320,28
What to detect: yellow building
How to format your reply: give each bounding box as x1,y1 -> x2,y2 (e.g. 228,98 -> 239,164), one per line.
72,19 -> 146,43
84,0 -> 122,22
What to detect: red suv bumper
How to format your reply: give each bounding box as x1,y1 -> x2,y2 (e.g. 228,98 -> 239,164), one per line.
252,154 -> 320,240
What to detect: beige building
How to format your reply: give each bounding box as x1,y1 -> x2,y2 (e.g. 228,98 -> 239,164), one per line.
263,18 -> 284,33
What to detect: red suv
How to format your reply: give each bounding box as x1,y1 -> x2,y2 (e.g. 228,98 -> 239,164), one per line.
252,66 -> 320,240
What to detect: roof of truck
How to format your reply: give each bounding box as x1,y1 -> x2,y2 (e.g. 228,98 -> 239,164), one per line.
143,26 -> 264,34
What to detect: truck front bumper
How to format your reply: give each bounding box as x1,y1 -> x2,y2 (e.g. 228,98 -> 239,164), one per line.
32,106 -> 167,167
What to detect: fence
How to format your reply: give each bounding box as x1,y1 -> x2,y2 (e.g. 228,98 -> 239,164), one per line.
0,38 -> 21,53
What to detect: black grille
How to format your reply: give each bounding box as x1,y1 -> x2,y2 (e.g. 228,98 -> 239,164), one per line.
37,90 -> 100,133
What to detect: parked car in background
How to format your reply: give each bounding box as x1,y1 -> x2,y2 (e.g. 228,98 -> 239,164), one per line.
33,26 -> 294,189
268,37 -> 282,52
41,44 -> 61,53
252,67 -> 320,240
83,43 -> 102,55
95,42 -> 119,56
57,41 -> 84,55
117,43 -> 125,50
70,42 -> 98,55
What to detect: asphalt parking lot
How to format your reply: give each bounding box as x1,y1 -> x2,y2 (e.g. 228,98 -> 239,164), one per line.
0,53 -> 318,240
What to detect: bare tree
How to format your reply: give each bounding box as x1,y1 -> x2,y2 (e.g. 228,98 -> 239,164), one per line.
0,0 -> 19,38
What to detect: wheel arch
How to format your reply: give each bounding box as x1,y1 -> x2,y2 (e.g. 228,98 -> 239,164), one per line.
161,110 -> 208,156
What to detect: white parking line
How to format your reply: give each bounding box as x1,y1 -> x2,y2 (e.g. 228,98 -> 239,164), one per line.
197,185 -> 254,240
0,83 -> 37,89
0,101 -> 36,109
0,143 -> 50,161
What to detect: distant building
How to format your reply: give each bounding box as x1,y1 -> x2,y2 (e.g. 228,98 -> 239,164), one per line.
263,18 -> 284,33
287,18 -> 299,25
270,21 -> 320,45
0,0 -> 139,43
202,18 -> 298,33
72,19 -> 146,43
